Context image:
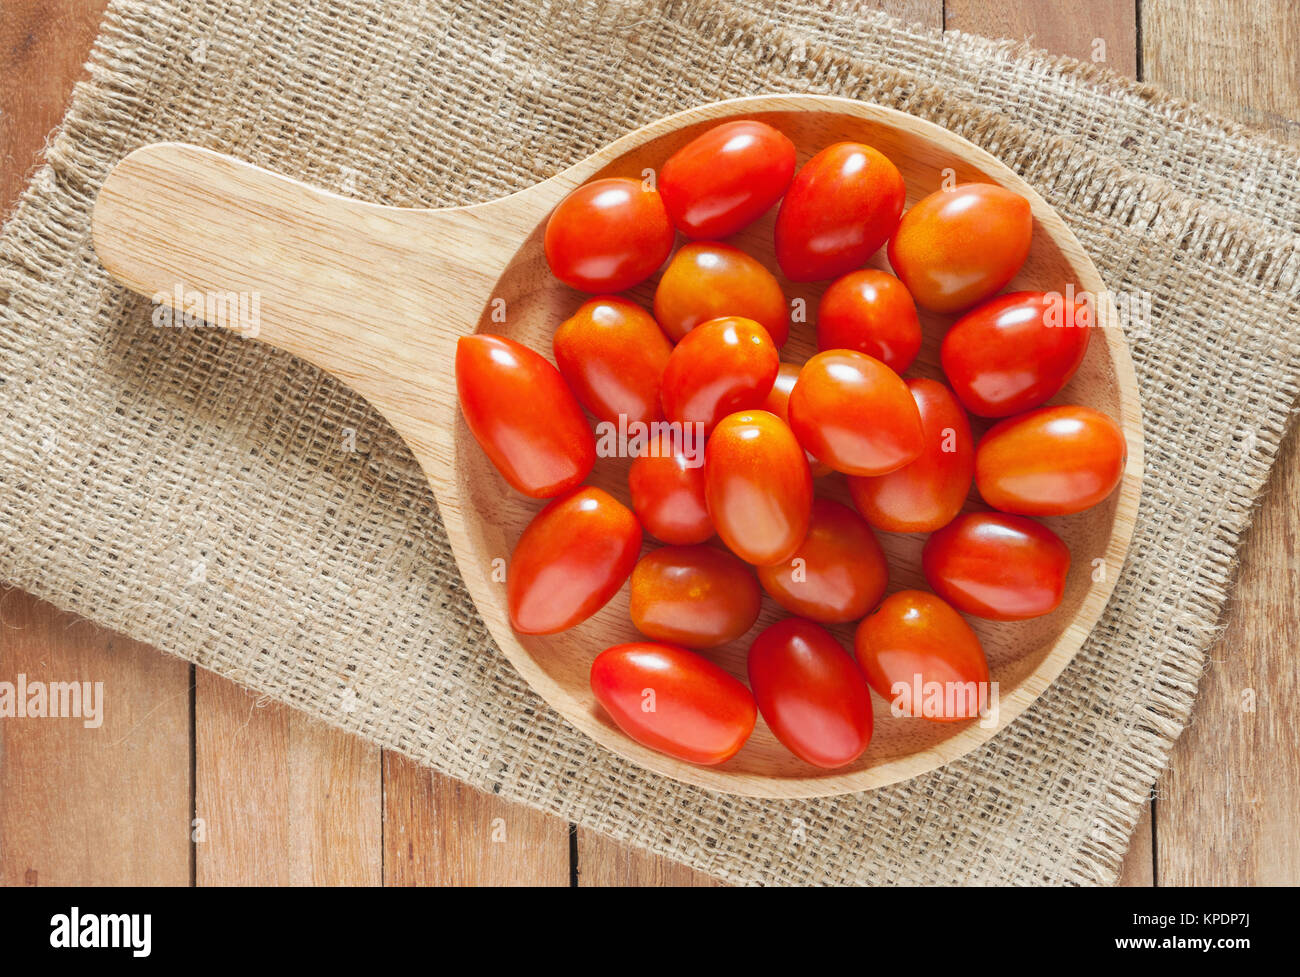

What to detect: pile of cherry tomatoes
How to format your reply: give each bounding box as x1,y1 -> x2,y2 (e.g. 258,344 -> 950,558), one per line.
456,119 -> 1126,771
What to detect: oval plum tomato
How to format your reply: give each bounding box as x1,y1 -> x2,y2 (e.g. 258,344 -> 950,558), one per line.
658,119 -> 797,239
629,545 -> 761,648
887,183 -> 1033,313
762,363 -> 832,476
975,405 -> 1127,516
653,242 -> 789,345
544,177 -> 674,293
456,334 -> 595,498
854,590 -> 990,723
775,142 -> 906,282
628,429 -> 712,545
748,618 -> 874,768
941,291 -> 1092,417
590,642 -> 757,765
816,269 -> 921,373
507,487 -> 641,635
922,512 -> 1070,621
553,296 -> 673,427
705,410 -> 812,566
756,498 -> 888,623
787,350 -> 923,476
660,316 -> 778,431
848,378 -> 974,533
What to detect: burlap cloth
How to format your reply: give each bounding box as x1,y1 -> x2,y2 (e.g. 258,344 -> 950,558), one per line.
2,0 -> 1298,886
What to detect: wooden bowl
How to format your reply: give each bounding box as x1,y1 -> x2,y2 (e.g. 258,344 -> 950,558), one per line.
91,95 -> 1144,798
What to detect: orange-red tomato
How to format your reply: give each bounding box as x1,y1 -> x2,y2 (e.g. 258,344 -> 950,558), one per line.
887,183 -> 1033,313
590,642 -> 757,765
544,177 -> 675,293
854,590 -> 990,723
553,296 -> 673,426
941,291 -> 1093,417
756,498 -> 888,623
627,429 -> 712,545
658,119 -> 797,239
762,363 -> 832,477
775,142 -> 906,282
976,405 -> 1126,516
507,487 -> 641,635
660,316 -> 778,431
923,512 -> 1070,621
705,410 -> 812,566
816,269 -> 922,373
629,545 -> 761,648
456,334 -> 595,498
848,378 -> 974,533
787,350 -> 923,476
748,618 -> 874,768
653,242 -> 789,346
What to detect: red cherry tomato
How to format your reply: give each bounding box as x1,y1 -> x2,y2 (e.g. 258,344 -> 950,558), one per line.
848,378 -> 974,533
653,242 -> 789,346
775,142 -> 906,282
590,642 -> 757,765
762,363 -> 832,477
658,119 -> 797,239
544,177 -> 674,293
507,487 -> 641,634
456,334 -> 595,497
660,316 -> 778,431
922,512 -> 1070,621
629,545 -> 761,648
976,405 -> 1126,516
748,618 -> 874,768
756,498 -> 888,623
705,410 -> 812,566
887,183 -> 1033,313
941,291 -> 1093,417
628,429 -> 712,545
553,296 -> 673,427
854,590 -> 990,723
816,269 -> 921,373
787,350 -> 923,476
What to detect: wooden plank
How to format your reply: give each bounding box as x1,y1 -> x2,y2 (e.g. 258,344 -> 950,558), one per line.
194,670 -> 383,885
945,0 -> 1138,77
1117,800 -> 1155,886
577,831 -> 722,887
1142,0 -> 1300,887
0,591 -> 192,885
382,752 -> 570,885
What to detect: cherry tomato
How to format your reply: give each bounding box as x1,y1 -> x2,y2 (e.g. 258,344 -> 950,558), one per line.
544,177 -> 675,293
507,487 -> 641,634
923,512 -> 1070,621
658,119 -> 797,239
775,142 -> 906,282
705,410 -> 812,566
590,642 -> 757,765
629,545 -> 761,648
628,428 -> 712,544
941,291 -> 1093,417
816,269 -> 921,373
748,618 -> 874,768
653,242 -> 789,346
756,498 -> 888,623
976,405 -> 1126,516
854,590 -> 990,723
848,378 -> 974,533
787,350 -> 923,476
762,363 -> 832,476
552,296 -> 673,427
660,316 -> 778,431
456,334 -> 595,497
887,183 -> 1033,313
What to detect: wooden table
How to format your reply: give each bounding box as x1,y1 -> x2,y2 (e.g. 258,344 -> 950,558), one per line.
1,0 -> 1296,886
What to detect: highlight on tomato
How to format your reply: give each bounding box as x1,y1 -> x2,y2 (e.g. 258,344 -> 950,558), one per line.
653,241 -> 789,346
629,544 -> 762,648
544,176 -> 675,293
816,268 -> 922,374
660,316 -> 779,432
